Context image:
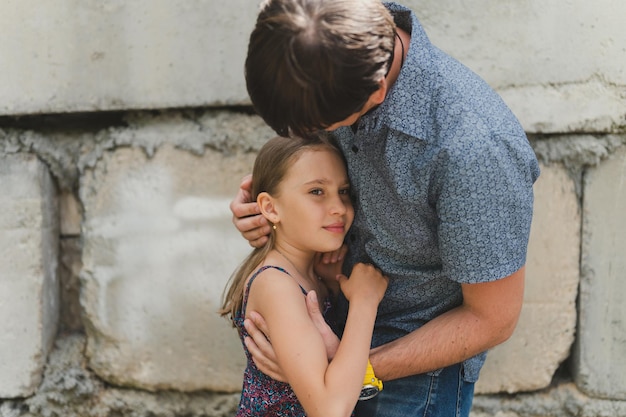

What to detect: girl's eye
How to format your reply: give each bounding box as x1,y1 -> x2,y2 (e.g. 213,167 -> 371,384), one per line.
310,189 -> 323,196
339,187 -> 351,195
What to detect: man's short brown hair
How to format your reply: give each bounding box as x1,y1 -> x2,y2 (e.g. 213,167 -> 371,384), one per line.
245,0 -> 396,137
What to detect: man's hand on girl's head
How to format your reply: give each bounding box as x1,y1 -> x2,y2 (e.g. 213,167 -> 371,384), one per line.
230,174 -> 271,248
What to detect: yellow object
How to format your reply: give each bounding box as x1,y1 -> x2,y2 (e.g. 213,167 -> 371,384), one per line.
359,360 -> 383,400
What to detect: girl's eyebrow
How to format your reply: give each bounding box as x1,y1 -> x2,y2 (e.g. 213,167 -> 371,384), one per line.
302,178 -> 350,186
302,178 -> 330,186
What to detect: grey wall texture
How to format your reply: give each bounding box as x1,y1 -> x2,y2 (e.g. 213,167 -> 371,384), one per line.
0,1 -> 625,416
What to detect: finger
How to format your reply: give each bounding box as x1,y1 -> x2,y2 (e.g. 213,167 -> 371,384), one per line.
239,174 -> 253,190
231,200 -> 261,220
230,175 -> 258,218
249,235 -> 269,248
236,216 -> 270,239
305,291 -> 322,320
248,310 -> 270,336
241,223 -> 271,242
243,335 -> 261,356
306,291 -> 330,332
244,313 -> 286,382
330,246 -> 345,263
320,251 -> 333,264
305,291 -> 340,360
324,245 -> 347,264
338,244 -> 348,260
243,317 -> 276,362
336,274 -> 348,287
314,252 -> 323,265
244,337 -> 285,382
247,216 -> 271,234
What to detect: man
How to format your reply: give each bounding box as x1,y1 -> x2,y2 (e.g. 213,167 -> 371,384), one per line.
231,1 -> 539,416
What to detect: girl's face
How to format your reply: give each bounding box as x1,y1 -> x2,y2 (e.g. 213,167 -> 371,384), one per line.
272,148 -> 353,253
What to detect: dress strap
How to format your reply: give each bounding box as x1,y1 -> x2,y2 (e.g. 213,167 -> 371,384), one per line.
241,266 -> 308,314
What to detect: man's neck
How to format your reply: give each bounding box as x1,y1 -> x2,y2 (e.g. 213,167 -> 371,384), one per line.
385,27 -> 409,91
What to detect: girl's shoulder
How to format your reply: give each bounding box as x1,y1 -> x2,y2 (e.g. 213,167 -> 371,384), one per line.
246,264 -> 293,290
249,265 -> 290,281
244,264 -> 308,317
244,264 -> 302,301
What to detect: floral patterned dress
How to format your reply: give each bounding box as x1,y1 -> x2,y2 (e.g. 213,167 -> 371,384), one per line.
233,265 -> 333,417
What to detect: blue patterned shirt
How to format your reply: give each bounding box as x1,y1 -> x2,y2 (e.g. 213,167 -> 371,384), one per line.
331,3 -> 540,382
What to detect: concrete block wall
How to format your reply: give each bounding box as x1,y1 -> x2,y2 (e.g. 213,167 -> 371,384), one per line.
574,146 -> 626,400
419,1 -> 626,134
79,145 -> 253,392
2,0 -> 623,134
0,0 -> 625,416
0,154 -> 59,398
475,162 -> 580,394
0,0 -> 255,114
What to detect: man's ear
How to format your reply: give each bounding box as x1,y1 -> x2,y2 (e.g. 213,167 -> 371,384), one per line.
257,192 -> 280,224
360,80 -> 387,115
371,78 -> 388,105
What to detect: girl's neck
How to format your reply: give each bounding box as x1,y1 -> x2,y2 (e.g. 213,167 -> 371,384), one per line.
272,246 -> 316,286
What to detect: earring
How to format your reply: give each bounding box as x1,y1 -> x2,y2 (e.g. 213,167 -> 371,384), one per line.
272,225 -> 277,230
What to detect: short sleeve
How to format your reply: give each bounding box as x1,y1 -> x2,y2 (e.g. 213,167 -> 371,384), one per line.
433,131 -> 539,284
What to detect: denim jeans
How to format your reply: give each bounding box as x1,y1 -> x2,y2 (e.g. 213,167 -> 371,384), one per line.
354,363 -> 475,417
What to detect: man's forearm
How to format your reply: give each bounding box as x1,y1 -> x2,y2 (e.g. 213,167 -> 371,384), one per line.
370,268 -> 525,381
369,307 -> 492,380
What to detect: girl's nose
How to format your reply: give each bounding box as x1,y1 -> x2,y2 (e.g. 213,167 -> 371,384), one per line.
329,193 -> 348,215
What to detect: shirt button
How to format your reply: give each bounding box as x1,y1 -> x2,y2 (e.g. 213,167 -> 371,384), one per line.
351,145 -> 359,153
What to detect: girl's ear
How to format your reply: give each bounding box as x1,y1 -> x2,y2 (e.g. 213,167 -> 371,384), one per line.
257,192 -> 280,224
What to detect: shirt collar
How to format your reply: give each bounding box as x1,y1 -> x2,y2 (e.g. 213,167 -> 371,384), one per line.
376,3 -> 436,141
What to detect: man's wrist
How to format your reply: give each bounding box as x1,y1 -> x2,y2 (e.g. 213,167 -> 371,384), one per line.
359,359 -> 383,401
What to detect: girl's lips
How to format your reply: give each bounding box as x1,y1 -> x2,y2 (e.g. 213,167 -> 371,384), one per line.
324,223 -> 345,233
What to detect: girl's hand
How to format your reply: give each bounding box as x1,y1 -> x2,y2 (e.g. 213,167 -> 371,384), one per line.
338,263 -> 388,305
230,175 -> 271,248
314,245 -> 348,295
317,244 -> 347,266
306,291 -> 340,360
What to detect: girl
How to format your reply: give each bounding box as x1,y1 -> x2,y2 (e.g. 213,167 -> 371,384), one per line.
220,135 -> 388,417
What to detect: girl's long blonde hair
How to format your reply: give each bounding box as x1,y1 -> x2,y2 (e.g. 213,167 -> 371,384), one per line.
219,134 -> 340,322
